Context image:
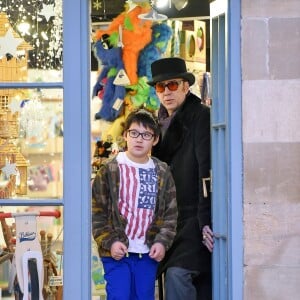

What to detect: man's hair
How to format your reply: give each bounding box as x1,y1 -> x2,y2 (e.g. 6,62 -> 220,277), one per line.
123,108 -> 160,138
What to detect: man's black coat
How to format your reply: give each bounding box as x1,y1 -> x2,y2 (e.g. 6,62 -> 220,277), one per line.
152,92 -> 212,275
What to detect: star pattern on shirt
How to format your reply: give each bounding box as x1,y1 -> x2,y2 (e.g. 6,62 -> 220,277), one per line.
0,28 -> 23,58
1,162 -> 18,177
8,99 -> 22,114
39,4 -> 55,22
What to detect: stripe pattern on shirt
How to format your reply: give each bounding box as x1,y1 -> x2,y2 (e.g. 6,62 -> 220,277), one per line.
118,163 -> 157,240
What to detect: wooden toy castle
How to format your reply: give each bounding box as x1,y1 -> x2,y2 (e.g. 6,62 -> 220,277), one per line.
0,12 -> 32,197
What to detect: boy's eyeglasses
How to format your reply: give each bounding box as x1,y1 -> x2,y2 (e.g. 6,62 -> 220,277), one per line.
155,80 -> 183,93
127,130 -> 154,141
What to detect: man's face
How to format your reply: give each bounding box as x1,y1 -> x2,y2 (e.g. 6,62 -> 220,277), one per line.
155,78 -> 190,115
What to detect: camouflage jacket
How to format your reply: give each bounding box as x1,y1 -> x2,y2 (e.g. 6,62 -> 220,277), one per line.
92,155 -> 177,257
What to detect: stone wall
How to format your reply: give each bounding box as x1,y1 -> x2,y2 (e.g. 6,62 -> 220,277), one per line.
241,0 -> 300,299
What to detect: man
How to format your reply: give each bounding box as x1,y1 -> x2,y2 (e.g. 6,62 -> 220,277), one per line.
149,57 -> 214,300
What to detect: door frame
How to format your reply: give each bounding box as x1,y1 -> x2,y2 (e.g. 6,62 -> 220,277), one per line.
210,0 -> 243,299
62,0 -> 91,298
62,0 -> 244,298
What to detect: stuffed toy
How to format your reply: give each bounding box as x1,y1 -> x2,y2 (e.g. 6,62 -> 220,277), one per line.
111,135 -> 126,156
92,33 -> 126,121
137,22 -> 172,110
138,22 -> 172,78
94,5 -> 152,85
100,94 -> 133,142
126,76 -> 150,108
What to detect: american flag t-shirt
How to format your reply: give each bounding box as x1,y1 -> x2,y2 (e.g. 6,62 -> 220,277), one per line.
117,152 -> 158,253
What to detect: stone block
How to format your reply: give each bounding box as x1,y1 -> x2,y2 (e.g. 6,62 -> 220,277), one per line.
243,80 -> 300,143
269,17 -> 300,79
242,19 -> 268,80
242,0 -> 300,18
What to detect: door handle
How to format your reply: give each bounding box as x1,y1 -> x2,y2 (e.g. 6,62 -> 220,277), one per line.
214,232 -> 227,240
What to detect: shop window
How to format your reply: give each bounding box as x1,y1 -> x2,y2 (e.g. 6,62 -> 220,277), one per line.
0,1 -> 64,298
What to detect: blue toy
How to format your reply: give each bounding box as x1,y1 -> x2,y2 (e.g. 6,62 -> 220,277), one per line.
92,34 -> 126,121
137,22 -> 172,110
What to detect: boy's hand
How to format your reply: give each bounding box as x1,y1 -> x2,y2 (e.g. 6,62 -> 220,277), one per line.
111,241 -> 128,260
149,242 -> 165,262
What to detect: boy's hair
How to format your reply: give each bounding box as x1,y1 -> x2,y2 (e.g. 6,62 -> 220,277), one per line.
123,109 -> 160,138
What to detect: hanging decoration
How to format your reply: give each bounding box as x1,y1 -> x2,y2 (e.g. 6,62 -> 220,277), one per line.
93,0 -> 102,11
92,4 -> 153,121
38,3 -> 55,22
8,98 -> 22,114
0,27 -> 23,57
48,0 -> 63,62
138,0 -> 168,21
19,97 -> 47,144
0,11 -> 32,197
92,2 -> 172,141
0,0 -> 63,69
1,162 -> 18,177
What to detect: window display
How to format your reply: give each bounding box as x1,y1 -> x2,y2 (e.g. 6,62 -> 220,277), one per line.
0,11 -> 63,199
0,2 -> 64,298
0,88 -> 63,199
0,206 -> 63,299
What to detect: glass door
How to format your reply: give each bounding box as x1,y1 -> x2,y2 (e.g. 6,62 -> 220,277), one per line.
210,1 -> 229,298
210,0 -> 243,299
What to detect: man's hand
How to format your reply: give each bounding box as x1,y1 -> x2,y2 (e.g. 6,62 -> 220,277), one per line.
202,225 -> 214,253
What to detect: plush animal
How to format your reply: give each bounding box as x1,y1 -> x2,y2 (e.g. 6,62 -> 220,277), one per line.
126,77 -> 150,108
138,22 -> 172,78
137,22 -> 172,110
94,5 -> 152,85
100,94 -> 133,142
92,33 -> 126,121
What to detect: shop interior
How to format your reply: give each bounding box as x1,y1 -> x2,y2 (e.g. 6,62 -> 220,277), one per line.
90,1 -> 211,299
90,0 -> 211,172
0,0 -> 211,299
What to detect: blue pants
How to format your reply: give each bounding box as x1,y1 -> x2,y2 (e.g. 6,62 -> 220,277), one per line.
101,253 -> 158,300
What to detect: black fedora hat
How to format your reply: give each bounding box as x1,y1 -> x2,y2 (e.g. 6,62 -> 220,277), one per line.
148,57 -> 195,86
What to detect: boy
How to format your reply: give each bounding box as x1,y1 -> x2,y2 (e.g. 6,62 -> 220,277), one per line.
92,108 -> 177,300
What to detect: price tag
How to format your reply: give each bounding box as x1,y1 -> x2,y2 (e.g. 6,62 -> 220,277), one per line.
49,275 -> 63,286
112,98 -> 124,111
